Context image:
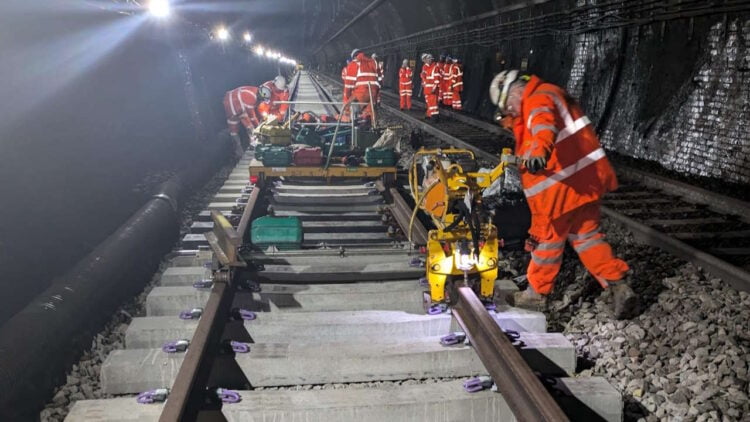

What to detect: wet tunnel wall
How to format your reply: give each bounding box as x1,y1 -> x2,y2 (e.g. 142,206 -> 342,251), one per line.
0,1 -> 279,326
308,0 -> 750,185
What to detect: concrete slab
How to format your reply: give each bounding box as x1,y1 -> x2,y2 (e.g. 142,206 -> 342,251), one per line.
207,202 -> 237,212
66,377 -> 621,422
101,333 -> 573,394
269,204 -> 381,213
255,262 -> 422,282
168,250 -> 213,267
189,221 -> 214,233
125,308 -> 547,349
146,280 -> 425,316
273,187 -> 375,195
159,267 -> 210,286
213,193 -> 247,200
180,234 -> 209,249
272,194 -> 384,205
273,211 -> 381,220
65,397 -> 163,422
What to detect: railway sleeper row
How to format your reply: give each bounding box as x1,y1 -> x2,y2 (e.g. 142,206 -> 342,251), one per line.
64,151 -> 622,421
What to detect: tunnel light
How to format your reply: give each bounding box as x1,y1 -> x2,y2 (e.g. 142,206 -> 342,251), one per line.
243,32 -> 252,43
149,0 -> 170,18
254,45 -> 265,56
216,26 -> 230,41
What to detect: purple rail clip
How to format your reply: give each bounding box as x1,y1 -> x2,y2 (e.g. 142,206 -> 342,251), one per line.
427,304 -> 444,315
463,376 -> 493,393
484,302 -> 497,312
418,277 -> 429,287
215,388 -> 241,404
162,339 -> 189,353
409,257 -> 425,268
440,332 -> 466,346
237,309 -> 256,321
179,308 -> 203,320
193,279 -> 213,289
137,388 -> 168,404
230,341 -> 250,353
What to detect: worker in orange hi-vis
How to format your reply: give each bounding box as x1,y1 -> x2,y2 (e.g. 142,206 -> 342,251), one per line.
420,53 -> 440,121
449,56 -> 463,111
344,48 -> 380,123
489,70 -> 637,319
223,85 -> 268,157
341,58 -> 354,104
259,76 -> 290,121
398,59 -> 413,110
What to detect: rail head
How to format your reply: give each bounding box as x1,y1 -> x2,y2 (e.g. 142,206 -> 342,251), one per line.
451,286 -> 569,422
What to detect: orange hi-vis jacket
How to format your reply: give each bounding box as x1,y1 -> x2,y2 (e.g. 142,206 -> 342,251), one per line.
342,64 -> 354,102
398,67 -> 413,94
422,63 -> 440,95
449,63 -> 463,91
260,80 -> 289,120
345,53 -> 380,98
441,62 -> 452,97
223,86 -> 260,134
513,76 -> 618,220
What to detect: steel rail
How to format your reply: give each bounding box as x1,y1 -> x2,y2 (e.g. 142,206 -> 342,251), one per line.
159,187 -> 260,422
452,286 -> 569,422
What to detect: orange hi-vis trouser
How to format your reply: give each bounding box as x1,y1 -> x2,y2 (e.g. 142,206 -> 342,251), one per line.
526,202 -> 630,295
451,88 -> 462,110
399,84 -> 412,109
351,86 -> 379,120
425,93 -> 439,117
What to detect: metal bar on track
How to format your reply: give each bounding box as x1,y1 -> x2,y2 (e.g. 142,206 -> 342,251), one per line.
451,286 -> 569,422
601,206 -> 750,292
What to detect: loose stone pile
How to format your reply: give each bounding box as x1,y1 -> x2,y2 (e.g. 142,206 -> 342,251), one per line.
518,218 -> 750,421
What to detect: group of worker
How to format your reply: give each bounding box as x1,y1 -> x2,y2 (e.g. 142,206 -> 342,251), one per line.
222,75 -> 290,156
416,53 -> 464,120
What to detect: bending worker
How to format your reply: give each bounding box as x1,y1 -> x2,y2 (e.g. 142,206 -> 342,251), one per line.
398,59 -> 413,110
223,85 -> 269,157
259,76 -> 290,121
489,70 -> 637,319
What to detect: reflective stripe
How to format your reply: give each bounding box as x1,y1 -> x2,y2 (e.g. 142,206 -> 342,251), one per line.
535,241 -> 565,251
568,227 -> 600,241
454,81 -> 463,87
531,251 -> 563,265
573,238 -> 605,254
343,76 -> 356,81
524,147 -> 606,198
530,90 -> 591,144
526,107 -> 553,128
355,81 -> 380,87
531,124 -> 559,136
357,72 -> 379,77
228,94 -> 237,115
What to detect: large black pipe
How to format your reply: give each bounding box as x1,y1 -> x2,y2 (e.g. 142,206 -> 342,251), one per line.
0,138 -> 232,421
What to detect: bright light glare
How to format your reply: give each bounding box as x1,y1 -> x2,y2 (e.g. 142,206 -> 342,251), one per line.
217,27 -> 230,41
243,32 -> 252,42
265,50 -> 274,58
253,46 -> 265,56
149,0 -> 170,17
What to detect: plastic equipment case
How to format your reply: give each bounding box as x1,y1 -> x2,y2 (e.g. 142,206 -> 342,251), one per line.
251,216 -> 302,250
257,125 -> 292,146
293,147 -> 323,166
260,146 -> 292,167
364,147 -> 397,167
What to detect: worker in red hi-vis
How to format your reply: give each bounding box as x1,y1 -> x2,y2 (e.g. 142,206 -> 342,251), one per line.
449,56 -> 463,111
223,85 -> 268,157
344,49 -> 380,123
489,70 -> 637,319
421,53 -> 440,121
259,76 -> 290,121
398,59 -> 413,110
440,54 -> 453,107
341,58 -> 354,104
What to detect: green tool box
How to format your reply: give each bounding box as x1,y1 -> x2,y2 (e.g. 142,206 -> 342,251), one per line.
254,144 -> 272,161
294,127 -> 323,147
354,128 -> 382,149
364,147 -> 396,167
260,146 -> 292,167
251,216 -> 302,250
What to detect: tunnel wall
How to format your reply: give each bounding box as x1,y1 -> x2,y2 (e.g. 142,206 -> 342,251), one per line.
310,0 -> 750,186
0,3 -> 279,326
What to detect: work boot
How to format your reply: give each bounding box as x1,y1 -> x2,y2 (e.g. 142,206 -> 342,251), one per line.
512,288 -> 546,311
610,281 -> 638,320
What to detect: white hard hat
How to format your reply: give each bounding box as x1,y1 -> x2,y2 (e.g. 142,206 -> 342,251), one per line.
258,85 -> 272,101
402,59 -> 408,67
273,75 -> 286,90
371,53 -> 378,60
351,48 -> 361,59
423,54 -> 433,62
489,69 -> 520,112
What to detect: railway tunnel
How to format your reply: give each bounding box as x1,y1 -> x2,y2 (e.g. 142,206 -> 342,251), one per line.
1,1 -> 749,421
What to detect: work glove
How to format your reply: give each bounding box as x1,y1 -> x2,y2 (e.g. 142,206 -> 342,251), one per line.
526,155 -> 548,174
